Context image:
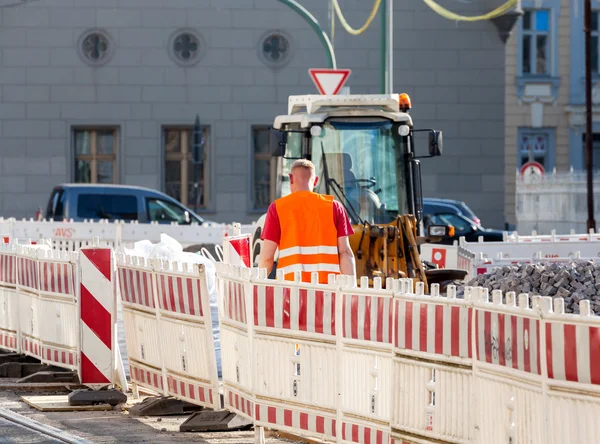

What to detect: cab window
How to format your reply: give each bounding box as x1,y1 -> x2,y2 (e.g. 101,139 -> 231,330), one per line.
147,198 -> 189,224
77,194 -> 138,221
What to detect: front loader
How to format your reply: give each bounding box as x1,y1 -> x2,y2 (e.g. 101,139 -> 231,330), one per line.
251,93 -> 466,290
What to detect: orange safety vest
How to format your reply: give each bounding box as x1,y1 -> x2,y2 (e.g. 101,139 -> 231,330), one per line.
275,191 -> 340,284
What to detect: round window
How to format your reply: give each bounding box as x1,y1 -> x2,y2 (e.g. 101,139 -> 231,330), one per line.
168,29 -> 205,66
77,30 -> 114,66
259,31 -> 293,69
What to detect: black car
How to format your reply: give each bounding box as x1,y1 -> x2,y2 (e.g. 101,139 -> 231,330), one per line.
423,212 -> 505,244
423,198 -> 481,226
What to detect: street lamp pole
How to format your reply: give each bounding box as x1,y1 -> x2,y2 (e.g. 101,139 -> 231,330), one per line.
381,0 -> 393,94
584,0 -> 596,231
277,0 -> 337,69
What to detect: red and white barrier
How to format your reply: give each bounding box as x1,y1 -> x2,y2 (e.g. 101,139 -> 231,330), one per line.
251,270 -> 339,442
0,239 -> 122,391
0,243 -> 18,351
539,297 -> 600,444
473,289 -> 545,443
79,246 -> 116,388
339,276 -> 394,443
216,263 -> 254,421
116,253 -> 220,410
17,245 -> 43,360
4,230 -> 594,443
391,281 -> 474,444
117,255 -> 165,395
38,249 -> 77,370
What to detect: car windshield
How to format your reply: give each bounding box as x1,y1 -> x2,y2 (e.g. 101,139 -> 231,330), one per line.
310,120 -> 408,224
458,202 -> 480,223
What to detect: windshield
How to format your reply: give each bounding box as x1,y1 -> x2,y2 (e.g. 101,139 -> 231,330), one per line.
311,119 -> 408,224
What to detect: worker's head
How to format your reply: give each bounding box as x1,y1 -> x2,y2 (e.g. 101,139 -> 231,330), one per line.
289,159 -> 319,193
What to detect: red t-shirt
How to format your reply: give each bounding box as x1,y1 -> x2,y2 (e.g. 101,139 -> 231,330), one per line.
260,199 -> 354,244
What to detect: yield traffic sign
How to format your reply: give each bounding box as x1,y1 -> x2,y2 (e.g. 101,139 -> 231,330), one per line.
308,68 -> 351,95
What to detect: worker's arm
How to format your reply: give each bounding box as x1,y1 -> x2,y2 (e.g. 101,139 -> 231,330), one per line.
337,235 -> 356,278
258,239 -> 278,276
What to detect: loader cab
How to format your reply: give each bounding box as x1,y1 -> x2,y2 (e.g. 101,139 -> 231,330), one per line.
270,94 -> 443,228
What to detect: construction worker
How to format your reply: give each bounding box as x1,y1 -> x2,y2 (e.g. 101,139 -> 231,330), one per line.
258,159 -> 357,284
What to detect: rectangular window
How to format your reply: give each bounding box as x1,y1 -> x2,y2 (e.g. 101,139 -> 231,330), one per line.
592,11 -> 599,73
519,130 -> 552,169
73,128 -> 118,184
521,10 -> 551,75
252,126 -> 279,210
582,133 -> 600,170
163,126 -> 210,210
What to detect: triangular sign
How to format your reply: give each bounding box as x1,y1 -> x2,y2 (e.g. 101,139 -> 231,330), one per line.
309,68 -> 351,95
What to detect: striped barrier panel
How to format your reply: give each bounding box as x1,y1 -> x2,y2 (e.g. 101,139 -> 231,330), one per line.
391,281 -> 474,444
116,254 -> 166,396
0,243 -> 18,352
216,263 -> 254,421
339,276 -> 394,444
155,259 -> 220,410
473,289 -> 544,444
37,249 -> 78,370
0,240 -> 122,391
251,270 -> 339,443
116,253 -> 220,410
539,297 -> 600,444
16,245 -> 42,361
78,245 -> 117,389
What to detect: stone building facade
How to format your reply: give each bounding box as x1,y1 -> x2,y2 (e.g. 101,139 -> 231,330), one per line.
504,0 -> 598,226
0,0 -> 507,227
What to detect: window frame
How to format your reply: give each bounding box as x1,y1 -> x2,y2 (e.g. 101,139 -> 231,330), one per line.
515,2 -> 561,101
250,125 -> 279,212
162,125 -> 210,211
72,127 -> 119,184
517,127 -> 556,172
520,9 -> 552,76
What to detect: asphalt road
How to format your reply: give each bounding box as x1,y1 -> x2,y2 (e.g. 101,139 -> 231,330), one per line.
0,417 -> 61,444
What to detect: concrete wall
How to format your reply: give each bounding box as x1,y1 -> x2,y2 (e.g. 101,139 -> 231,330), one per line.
0,0 -> 506,227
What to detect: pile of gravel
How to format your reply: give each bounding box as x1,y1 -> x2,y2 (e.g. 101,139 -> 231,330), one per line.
452,261 -> 600,315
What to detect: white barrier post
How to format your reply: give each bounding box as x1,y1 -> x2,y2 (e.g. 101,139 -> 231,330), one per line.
0,242 -> 18,352
338,275 -> 394,443
391,281 -> 474,443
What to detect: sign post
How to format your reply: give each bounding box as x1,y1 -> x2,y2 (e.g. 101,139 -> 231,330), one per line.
308,68 -> 351,95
